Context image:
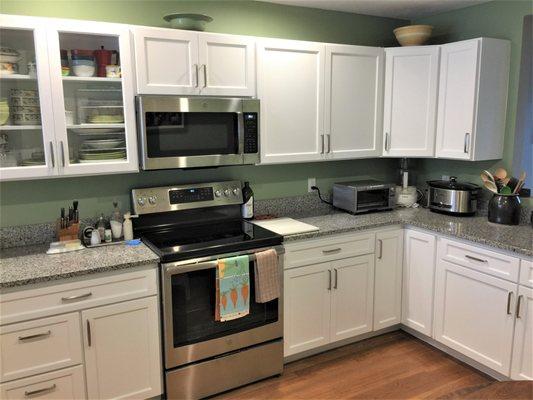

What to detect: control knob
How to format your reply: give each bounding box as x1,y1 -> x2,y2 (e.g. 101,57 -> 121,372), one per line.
137,197 -> 146,206
148,195 -> 157,205
215,190 -> 222,197
224,189 -> 231,197
232,188 -> 239,196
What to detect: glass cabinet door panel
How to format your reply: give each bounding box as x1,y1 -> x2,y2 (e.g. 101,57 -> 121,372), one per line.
0,22 -> 56,180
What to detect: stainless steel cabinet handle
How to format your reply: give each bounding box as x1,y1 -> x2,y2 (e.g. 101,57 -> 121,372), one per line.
384,132 -> 389,151
49,142 -> 55,168
25,384 -> 56,397
516,295 -> 523,318
327,270 -> 332,290
61,292 -> 92,302
320,134 -> 325,154
18,330 -> 51,342
464,132 -> 470,153
60,141 -> 65,167
194,64 -> 199,87
507,292 -> 513,315
87,320 -> 92,347
327,134 -> 331,153
322,248 -> 341,255
333,268 -> 338,289
203,64 -> 207,88
377,239 -> 383,259
465,254 -> 487,263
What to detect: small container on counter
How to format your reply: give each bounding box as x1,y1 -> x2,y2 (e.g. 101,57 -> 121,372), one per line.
487,193 -> 521,225
104,229 -> 112,243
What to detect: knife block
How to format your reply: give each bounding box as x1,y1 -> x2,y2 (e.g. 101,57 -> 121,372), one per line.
57,221 -> 80,242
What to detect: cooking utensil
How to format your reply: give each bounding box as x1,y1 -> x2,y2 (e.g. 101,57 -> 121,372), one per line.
500,186 -> 512,195
513,171 -> 526,194
481,170 -> 496,184
494,168 -> 507,181
483,180 -> 499,193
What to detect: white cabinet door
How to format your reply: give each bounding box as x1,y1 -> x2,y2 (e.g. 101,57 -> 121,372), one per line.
0,15 -> 58,181
284,262 -> 331,356
324,45 -> 383,159
134,27 -> 199,95
383,46 -> 439,157
511,285 -> 533,380
198,33 -> 255,96
330,255 -> 374,342
434,261 -> 516,375
402,229 -> 436,336
257,39 -> 325,164
47,20 -> 139,176
82,296 -> 162,399
435,39 -> 479,160
374,230 -> 403,330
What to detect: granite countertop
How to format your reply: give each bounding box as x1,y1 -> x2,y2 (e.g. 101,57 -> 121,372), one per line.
0,243 -> 159,289
285,208 -> 533,258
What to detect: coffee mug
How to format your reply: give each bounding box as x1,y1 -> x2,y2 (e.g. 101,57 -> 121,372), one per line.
106,65 -> 121,78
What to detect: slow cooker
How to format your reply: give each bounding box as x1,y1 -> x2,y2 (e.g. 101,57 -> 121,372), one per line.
427,177 -> 480,215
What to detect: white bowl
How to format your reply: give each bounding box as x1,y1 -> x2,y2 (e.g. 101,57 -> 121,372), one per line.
393,25 -> 433,46
72,65 -> 95,77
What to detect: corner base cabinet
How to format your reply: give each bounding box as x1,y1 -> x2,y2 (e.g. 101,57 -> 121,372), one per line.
511,285 -> 533,380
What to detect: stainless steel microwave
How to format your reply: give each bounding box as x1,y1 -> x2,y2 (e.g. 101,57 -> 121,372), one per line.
137,96 -> 259,170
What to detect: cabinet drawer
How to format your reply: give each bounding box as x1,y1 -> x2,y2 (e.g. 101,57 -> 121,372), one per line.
0,365 -> 85,400
0,267 -> 158,325
520,259 -> 533,288
284,232 -> 375,269
437,238 -> 519,282
0,313 -> 82,383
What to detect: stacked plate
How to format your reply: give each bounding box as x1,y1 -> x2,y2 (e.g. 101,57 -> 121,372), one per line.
10,89 -> 41,125
20,150 -> 45,166
79,138 -> 126,163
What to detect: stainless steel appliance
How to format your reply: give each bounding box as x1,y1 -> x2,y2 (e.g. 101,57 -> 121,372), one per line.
137,96 -> 259,170
332,180 -> 396,214
427,177 -> 479,215
132,181 -> 283,400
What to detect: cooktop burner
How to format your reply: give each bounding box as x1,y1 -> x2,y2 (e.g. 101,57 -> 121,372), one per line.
141,219 -> 282,263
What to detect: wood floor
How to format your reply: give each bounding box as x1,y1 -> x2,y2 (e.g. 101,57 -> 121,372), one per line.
214,331 -> 533,399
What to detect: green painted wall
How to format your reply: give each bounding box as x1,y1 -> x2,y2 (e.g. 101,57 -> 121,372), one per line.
0,0 -> 406,227
413,0 -> 532,199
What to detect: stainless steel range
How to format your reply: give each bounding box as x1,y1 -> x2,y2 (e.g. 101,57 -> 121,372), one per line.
132,181 -> 284,400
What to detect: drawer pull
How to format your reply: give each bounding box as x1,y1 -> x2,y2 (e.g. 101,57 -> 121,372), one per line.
516,295 -> 523,318
18,330 -> 51,342
25,384 -> 56,397
322,248 -> 341,255
61,292 -> 92,302
507,292 -> 513,315
87,320 -> 92,347
465,255 -> 487,263
333,268 -> 338,289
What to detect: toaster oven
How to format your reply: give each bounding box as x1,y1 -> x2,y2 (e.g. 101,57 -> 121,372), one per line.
332,180 -> 396,214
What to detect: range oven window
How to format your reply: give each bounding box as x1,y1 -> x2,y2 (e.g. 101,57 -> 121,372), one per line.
357,189 -> 390,210
145,112 -> 238,157
170,262 -> 278,348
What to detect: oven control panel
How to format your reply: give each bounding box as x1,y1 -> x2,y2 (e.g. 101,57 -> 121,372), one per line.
132,181 -> 243,215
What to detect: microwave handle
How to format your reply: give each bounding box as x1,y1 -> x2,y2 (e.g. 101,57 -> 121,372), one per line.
237,112 -> 245,156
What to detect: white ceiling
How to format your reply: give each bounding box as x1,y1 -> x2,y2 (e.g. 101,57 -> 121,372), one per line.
260,0 -> 492,20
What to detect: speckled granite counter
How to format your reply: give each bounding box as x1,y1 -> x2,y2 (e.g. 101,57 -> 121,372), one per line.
284,208 -> 533,258
0,243 -> 159,289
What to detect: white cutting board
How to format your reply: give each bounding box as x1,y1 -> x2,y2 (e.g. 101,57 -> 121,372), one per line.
252,218 -> 319,236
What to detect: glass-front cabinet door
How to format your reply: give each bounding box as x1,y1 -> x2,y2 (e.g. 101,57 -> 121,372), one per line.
0,15 -> 58,180
47,20 -> 138,175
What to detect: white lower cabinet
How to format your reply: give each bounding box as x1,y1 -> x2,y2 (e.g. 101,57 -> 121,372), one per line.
284,254 -> 374,357
373,229 -> 403,330
402,229 -> 436,335
284,262 -> 331,356
82,296 -> 162,399
0,365 -> 85,400
511,285 -> 533,380
433,260 -> 516,375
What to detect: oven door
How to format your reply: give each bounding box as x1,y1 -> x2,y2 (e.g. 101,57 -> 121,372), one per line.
355,188 -> 393,212
162,246 -> 283,369
138,96 -> 258,169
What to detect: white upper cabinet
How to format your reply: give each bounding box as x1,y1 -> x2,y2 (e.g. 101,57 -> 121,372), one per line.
0,14 -> 139,181
134,27 -> 199,95
402,229 -> 436,336
257,39 -> 325,164
324,45 -> 384,159
435,38 -> 510,160
198,33 -> 255,96
383,46 -> 439,157
134,28 -> 255,97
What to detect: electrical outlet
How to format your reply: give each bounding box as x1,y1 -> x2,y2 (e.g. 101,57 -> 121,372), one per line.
308,178 -> 316,192
442,175 -> 450,181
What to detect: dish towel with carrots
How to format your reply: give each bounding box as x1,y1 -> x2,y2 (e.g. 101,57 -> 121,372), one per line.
254,249 -> 280,303
215,255 -> 250,322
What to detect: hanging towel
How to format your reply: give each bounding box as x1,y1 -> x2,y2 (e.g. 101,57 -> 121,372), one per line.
215,255 -> 250,322
254,249 -> 280,303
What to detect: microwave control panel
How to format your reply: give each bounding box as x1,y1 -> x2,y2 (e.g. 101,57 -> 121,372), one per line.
243,113 -> 258,154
